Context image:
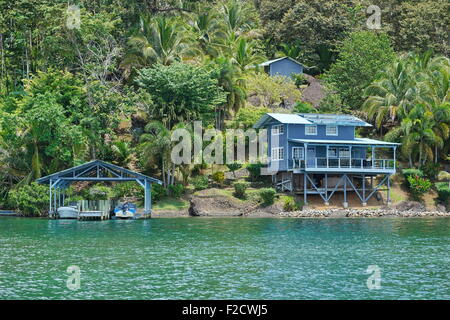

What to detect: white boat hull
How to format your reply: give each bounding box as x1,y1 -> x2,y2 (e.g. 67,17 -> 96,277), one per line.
57,207 -> 79,219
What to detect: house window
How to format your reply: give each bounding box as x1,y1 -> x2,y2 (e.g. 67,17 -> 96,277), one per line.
292,147 -> 304,159
328,147 -> 338,158
305,125 -> 317,135
326,125 -> 338,136
339,147 -> 350,158
272,124 -> 284,135
271,147 -> 284,161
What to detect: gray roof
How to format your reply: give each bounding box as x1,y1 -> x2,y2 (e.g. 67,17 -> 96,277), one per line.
259,56 -> 304,67
37,160 -> 162,185
253,113 -> 372,128
289,138 -> 400,146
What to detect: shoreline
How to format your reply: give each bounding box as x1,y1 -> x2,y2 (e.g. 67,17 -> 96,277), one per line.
5,208 -> 448,218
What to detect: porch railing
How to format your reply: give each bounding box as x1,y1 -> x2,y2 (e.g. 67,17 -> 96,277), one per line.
292,158 -> 395,170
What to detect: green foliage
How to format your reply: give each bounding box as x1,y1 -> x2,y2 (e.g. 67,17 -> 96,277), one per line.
435,182 -> 450,205
84,184 -> 113,201
293,101 -> 316,114
246,163 -> 265,181
168,184 -> 185,199
135,62 -> 226,128
232,105 -> 270,129
191,175 -> 209,191
226,162 -> 243,177
233,181 -> 249,199
324,31 -> 395,110
406,175 -> 432,201
402,169 -> 424,179
292,73 -> 308,88
152,184 -> 167,202
211,171 -> 225,185
282,196 -> 303,212
419,162 -> 441,180
245,73 -> 301,109
7,182 -> 49,216
259,188 -> 276,206
112,182 -> 144,200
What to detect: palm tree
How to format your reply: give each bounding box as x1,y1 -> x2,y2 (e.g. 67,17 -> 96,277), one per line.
363,59 -> 417,132
139,121 -> 172,187
123,16 -> 192,74
438,171 -> 450,188
110,141 -> 133,168
189,9 -> 226,59
400,104 -> 441,167
232,37 -> 263,73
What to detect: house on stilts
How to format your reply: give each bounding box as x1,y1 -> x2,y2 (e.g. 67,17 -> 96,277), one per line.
253,113 -> 400,207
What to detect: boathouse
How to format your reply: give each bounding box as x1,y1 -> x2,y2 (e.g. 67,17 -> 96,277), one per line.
254,113 -> 400,207
36,160 -> 162,217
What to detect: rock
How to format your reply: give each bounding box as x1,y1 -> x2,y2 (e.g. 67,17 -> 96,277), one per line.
391,201 -> 425,212
436,204 -> 447,213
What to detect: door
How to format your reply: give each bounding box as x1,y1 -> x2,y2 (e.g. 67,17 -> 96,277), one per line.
307,147 -> 316,167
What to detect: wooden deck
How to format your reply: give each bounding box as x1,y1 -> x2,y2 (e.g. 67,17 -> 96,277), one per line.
78,210 -> 109,220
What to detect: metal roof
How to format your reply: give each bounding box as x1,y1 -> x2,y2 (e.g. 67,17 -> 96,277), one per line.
299,113 -> 372,127
36,160 -> 162,185
253,113 -> 372,128
259,56 -> 304,67
253,113 -> 312,128
289,138 -> 400,146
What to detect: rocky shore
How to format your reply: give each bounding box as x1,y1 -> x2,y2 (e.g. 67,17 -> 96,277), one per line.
187,193 -> 449,218
279,208 -> 450,218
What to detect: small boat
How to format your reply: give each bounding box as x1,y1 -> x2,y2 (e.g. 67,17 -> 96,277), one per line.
113,202 -> 136,219
57,205 -> 79,219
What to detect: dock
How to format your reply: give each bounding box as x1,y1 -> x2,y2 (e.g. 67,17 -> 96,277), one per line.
78,210 -> 109,220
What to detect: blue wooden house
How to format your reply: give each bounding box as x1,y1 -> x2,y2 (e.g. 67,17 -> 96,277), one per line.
259,57 -> 304,78
254,113 -> 400,207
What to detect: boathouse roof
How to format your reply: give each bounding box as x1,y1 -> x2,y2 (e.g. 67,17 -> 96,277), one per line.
36,160 -> 162,185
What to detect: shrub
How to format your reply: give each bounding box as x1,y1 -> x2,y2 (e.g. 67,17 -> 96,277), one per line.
282,196 -> 303,212
402,168 -> 424,180
168,184 -> 185,198
87,184 -> 113,200
406,175 -> 432,201
152,183 -> 167,202
291,73 -> 308,87
259,188 -> 276,206
233,181 -> 249,199
191,175 -> 209,190
211,171 -> 225,185
226,162 -> 243,178
112,182 -> 144,200
8,182 -> 50,216
247,163 -> 265,181
420,162 -> 441,180
435,182 -> 450,205
293,101 -> 316,113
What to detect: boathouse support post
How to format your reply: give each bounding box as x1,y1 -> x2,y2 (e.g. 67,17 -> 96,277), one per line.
324,173 -> 329,206
144,179 -> 151,214
49,179 -> 53,216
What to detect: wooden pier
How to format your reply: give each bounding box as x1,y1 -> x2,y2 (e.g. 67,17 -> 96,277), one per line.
78,210 -> 109,220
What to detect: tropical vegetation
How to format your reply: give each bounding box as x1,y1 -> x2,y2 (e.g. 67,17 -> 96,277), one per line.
0,0 -> 449,211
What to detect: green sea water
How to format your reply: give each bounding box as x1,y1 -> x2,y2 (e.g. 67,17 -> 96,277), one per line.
0,217 -> 448,300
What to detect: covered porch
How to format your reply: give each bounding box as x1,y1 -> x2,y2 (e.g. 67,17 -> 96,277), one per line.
289,138 -> 400,174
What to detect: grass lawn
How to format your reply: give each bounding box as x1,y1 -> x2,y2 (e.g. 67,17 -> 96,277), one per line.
153,197 -> 189,211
